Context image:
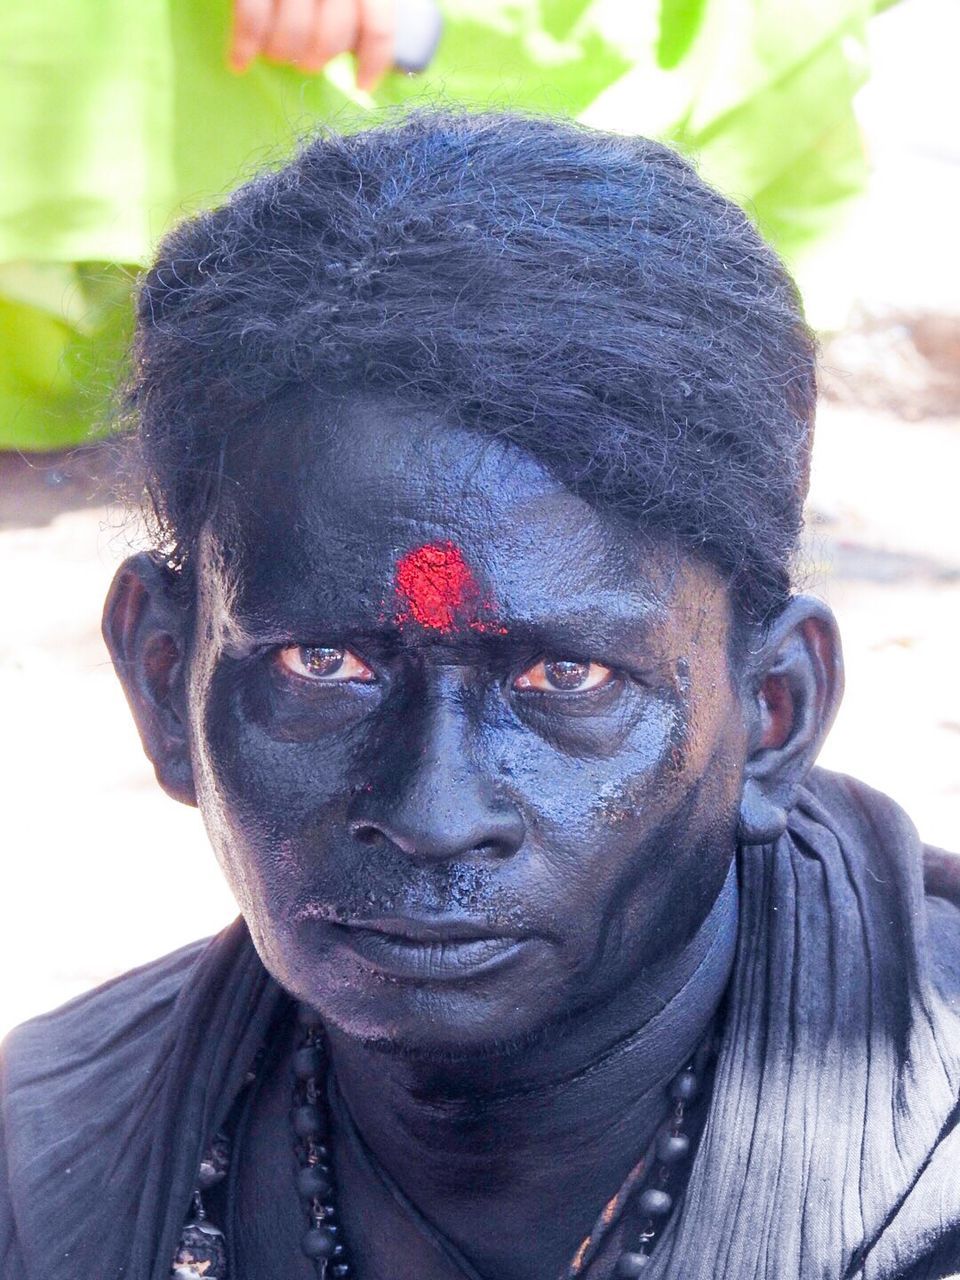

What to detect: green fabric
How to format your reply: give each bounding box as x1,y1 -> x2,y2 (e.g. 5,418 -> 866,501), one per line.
0,264 -> 133,449
0,0 -> 874,449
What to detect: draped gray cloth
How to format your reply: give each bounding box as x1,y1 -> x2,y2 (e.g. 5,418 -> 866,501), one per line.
2,768 -> 959,1279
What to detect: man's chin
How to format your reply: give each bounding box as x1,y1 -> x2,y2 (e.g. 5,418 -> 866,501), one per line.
294,979 -> 560,1061
348,1024 -> 556,1063
270,926 -> 563,1057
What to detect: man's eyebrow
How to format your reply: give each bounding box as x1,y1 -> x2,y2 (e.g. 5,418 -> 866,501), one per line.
431,597 -> 664,660
224,584 -> 663,647
497,593 -> 663,635
224,612 -> 660,661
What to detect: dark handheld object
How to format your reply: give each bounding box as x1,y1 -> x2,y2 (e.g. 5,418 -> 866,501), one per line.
394,0 -> 443,73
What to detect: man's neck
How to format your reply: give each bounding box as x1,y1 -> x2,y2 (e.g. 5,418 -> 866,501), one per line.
325,866 -> 738,1280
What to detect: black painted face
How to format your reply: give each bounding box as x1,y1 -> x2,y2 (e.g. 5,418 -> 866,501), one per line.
187,394 -> 749,1052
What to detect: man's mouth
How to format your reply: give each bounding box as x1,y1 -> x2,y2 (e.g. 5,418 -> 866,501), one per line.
322,914 -> 530,982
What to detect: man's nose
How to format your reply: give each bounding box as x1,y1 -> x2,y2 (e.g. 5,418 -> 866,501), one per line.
347,684 -> 525,864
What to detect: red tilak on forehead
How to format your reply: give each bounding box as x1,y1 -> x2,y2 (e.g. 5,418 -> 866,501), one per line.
393,542 -> 506,635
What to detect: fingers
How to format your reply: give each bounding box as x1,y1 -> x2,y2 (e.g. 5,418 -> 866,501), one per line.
261,0 -> 316,64
355,0 -> 395,91
301,0 -> 359,72
230,0 -> 396,85
230,0 -> 275,71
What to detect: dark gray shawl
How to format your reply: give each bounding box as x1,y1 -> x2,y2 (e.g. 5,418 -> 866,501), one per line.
2,769 -> 959,1279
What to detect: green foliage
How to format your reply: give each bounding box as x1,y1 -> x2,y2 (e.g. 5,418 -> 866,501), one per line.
657,0 -> 710,70
0,0 -> 879,446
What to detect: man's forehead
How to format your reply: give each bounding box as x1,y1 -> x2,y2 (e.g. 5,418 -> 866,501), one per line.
199,500 -> 669,642
216,396 -> 533,559
195,392 -> 720,647
224,389 -> 526,500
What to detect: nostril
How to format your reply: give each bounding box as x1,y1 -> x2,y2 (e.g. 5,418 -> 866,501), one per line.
346,814 -> 525,862
349,822 -> 383,847
471,841 -> 511,860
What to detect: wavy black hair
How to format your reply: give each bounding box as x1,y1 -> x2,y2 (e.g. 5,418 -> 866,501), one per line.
129,110 -> 816,625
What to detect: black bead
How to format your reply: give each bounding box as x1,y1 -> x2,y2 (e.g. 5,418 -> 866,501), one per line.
297,1165 -> 332,1200
197,1164 -> 227,1192
292,1104 -> 326,1138
669,1070 -> 699,1102
302,1226 -> 336,1260
616,1252 -> 650,1276
694,1039 -> 716,1072
197,1133 -> 230,1190
332,1242 -> 346,1258
293,1046 -> 324,1080
656,1130 -> 691,1164
638,1187 -> 673,1217
332,1266 -> 351,1278
297,1003 -> 325,1028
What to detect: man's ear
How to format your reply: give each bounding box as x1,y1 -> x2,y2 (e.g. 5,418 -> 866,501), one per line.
102,552 -> 197,807
738,596 -> 844,846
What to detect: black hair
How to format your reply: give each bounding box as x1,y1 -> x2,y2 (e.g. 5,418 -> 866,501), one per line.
129,109 -> 816,625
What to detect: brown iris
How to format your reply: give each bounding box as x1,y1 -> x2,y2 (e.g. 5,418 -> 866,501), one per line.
276,645 -> 376,682
513,659 -> 613,693
302,647 -> 346,676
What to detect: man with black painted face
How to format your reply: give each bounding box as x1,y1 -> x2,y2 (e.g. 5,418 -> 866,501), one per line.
2,112 -> 959,1280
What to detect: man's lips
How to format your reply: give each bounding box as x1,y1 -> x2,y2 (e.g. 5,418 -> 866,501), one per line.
311,913 -> 532,981
339,914 -> 523,943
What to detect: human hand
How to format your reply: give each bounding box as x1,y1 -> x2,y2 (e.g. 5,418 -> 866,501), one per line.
229,0 -> 395,89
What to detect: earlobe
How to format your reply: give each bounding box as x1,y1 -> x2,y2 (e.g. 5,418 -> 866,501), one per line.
737,596 -> 844,847
737,777 -> 788,846
102,552 -> 197,807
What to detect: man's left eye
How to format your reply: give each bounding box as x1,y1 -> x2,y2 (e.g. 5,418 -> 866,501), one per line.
275,645 -> 377,683
513,659 -> 614,693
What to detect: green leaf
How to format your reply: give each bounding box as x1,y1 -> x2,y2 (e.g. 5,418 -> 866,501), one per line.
657,0 -> 710,70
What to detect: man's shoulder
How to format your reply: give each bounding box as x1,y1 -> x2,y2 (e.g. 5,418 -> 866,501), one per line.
805,767 -> 960,899
923,844 -> 960,909
1,936 -> 210,1128
0,926 -> 268,1278
805,767 -> 960,1000
922,846 -> 960,1003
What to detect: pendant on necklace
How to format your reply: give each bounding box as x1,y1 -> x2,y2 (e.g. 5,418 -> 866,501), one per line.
172,1213 -> 228,1279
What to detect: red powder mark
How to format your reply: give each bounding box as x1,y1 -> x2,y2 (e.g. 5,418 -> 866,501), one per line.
393,541 -> 506,635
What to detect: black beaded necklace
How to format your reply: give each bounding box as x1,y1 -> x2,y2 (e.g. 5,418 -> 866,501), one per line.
293,1002 -> 350,1276
171,1006 -> 716,1280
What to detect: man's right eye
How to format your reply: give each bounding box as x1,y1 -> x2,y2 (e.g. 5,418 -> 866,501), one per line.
513,658 -> 614,693
275,646 -> 377,683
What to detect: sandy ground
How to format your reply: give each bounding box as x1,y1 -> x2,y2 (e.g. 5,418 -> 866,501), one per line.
1,0 -> 957,1038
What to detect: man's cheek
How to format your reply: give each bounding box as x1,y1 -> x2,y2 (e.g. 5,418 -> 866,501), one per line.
198,668 -> 347,796
193,728 -> 344,907
501,729 -> 683,858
